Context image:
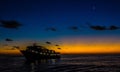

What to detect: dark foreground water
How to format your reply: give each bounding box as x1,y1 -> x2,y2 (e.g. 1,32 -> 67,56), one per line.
0,54 -> 120,72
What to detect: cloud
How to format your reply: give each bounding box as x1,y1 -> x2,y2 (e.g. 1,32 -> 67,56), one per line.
0,20 -> 22,29
5,38 -> 13,41
45,41 -> 52,44
108,25 -> 120,30
86,22 -> 120,31
89,25 -> 107,30
46,27 -> 57,31
68,26 -> 79,31
55,44 -> 59,46
57,48 -> 61,49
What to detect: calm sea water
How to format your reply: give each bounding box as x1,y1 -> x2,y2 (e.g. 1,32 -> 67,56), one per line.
0,54 -> 120,72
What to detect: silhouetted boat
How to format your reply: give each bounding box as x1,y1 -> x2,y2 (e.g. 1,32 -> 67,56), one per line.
20,44 -> 61,61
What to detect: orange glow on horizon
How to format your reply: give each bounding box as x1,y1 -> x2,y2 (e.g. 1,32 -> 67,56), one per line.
0,50 -> 22,55
53,36 -> 120,54
57,45 -> 120,54
0,36 -> 120,55
0,44 -> 120,55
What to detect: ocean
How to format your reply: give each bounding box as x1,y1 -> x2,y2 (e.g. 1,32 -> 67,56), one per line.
0,54 -> 120,72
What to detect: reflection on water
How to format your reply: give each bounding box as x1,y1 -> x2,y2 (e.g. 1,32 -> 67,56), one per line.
0,56 -> 61,72
23,59 -> 60,72
0,55 -> 120,72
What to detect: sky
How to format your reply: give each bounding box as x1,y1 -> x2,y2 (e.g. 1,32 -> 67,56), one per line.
0,0 -> 120,55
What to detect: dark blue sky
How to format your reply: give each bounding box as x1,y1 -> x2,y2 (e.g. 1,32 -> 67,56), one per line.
0,0 -> 120,52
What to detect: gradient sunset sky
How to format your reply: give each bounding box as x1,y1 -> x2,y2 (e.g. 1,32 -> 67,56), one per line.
0,0 -> 120,54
